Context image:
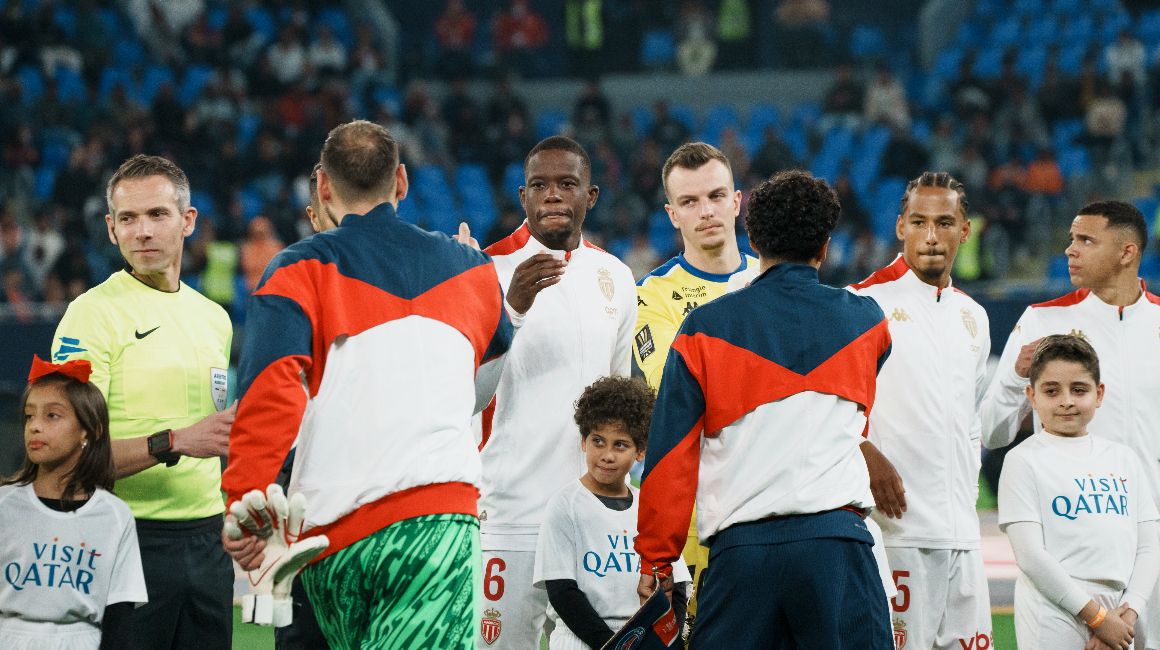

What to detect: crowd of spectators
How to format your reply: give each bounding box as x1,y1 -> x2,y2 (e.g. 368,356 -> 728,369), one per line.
2,0 -> 1160,322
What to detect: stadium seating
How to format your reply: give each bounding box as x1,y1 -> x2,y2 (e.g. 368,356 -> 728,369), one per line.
640,30 -> 676,69
1047,255 -> 1070,280
535,110 -> 567,141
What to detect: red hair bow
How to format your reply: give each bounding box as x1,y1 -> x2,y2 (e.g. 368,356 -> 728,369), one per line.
28,355 -> 92,384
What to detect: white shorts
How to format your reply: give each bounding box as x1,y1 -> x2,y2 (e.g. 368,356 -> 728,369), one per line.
1014,576 -> 1122,650
0,618 -> 100,650
884,547 -> 992,650
547,617 -> 628,650
477,547 -> 548,649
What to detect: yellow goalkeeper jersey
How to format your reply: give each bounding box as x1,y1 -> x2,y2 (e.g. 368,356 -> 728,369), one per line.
51,270 -> 232,520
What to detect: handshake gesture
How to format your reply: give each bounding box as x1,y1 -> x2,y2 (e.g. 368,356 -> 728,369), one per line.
222,484 -> 329,627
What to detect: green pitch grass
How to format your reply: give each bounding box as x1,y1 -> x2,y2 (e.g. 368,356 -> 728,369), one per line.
231,609 -> 1019,648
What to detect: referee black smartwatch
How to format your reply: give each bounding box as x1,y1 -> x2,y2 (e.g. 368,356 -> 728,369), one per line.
147,429 -> 180,467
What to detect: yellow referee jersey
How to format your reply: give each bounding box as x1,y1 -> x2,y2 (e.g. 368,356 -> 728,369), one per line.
51,270 -> 232,520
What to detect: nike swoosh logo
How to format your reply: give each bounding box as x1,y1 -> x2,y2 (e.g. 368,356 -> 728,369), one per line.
135,326 -> 160,339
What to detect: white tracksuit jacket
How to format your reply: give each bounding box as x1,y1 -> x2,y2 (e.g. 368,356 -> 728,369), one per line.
478,223 -> 637,544
850,256 -> 991,549
979,281 -> 1160,503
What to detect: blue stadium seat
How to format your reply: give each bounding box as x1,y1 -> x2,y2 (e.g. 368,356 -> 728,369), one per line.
630,106 -> 654,138
237,188 -> 263,222
237,112 -> 261,149
1012,0 -> 1043,16
850,126 -> 892,201
53,6 -> 76,38
456,164 -> 499,234
1026,17 -> 1059,45
96,8 -> 122,37
974,47 -> 1005,79
316,7 -> 354,51
190,190 -> 217,225
178,65 -> 215,106
371,85 -> 401,112
1058,42 -> 1089,73
1050,0 -> 1082,15
990,16 -> 1022,49
790,103 -> 821,130
112,39 -> 146,68
933,47 -> 966,81
1062,15 -> 1094,43
54,66 -> 85,103
17,65 -> 43,105
1091,0 -> 1124,13
975,0 -> 1003,17
746,104 -> 780,137
1048,255 -> 1070,280
782,124 -> 810,162
1057,147 -> 1091,179
649,209 -> 676,256
1138,10 -> 1160,44
814,127 -> 856,165
702,105 -> 739,144
413,165 -> 459,231
1132,196 -> 1159,224
607,237 -> 632,260
502,162 -> 524,206
1140,253 -> 1159,280
641,30 -> 676,68
1099,12 -> 1132,45
1015,46 -> 1048,89
140,65 -> 176,106
910,119 -> 932,146
737,234 -> 756,257
850,25 -> 887,60
872,177 -> 908,240
670,105 -> 698,134
535,109 -> 567,141
245,7 -> 278,41
953,20 -> 985,48
41,138 -> 72,170
206,6 -> 228,31
34,166 -> 57,202
98,67 -> 132,103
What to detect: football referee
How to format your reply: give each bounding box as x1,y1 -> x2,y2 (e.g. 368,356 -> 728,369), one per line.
51,155 -> 237,650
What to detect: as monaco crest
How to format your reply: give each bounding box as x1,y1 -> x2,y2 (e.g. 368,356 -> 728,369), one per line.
961,309 -> 977,338
893,617 -> 907,650
598,268 -> 615,301
481,608 -> 501,645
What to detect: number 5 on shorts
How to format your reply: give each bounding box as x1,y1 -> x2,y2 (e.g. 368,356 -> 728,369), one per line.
484,557 -> 506,601
891,570 -> 910,612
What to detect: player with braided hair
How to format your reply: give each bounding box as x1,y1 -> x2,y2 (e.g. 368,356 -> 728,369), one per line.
849,171 -> 993,650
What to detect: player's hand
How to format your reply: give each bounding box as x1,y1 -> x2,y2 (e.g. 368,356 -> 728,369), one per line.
1085,637 -> 1115,650
861,440 -> 906,519
172,402 -> 236,458
1091,603 -> 1134,650
637,571 -> 674,605
506,251 -> 567,315
1014,337 -> 1045,378
454,222 -> 480,250
222,513 -> 266,571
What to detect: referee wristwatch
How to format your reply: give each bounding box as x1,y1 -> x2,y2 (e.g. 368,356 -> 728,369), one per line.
147,429 -> 181,467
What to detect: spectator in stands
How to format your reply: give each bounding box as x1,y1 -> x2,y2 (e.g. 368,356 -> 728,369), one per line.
310,26 -> 348,80
880,125 -> 927,180
677,0 -> 716,76
775,0 -> 830,68
239,215 -> 284,293
1023,148 -> 1065,255
267,25 -> 308,89
130,1 -> 187,66
819,64 -> 864,133
649,101 -> 690,155
74,0 -> 114,82
984,157 -> 1030,276
183,12 -> 221,66
22,210 -> 64,298
1037,60 -> 1080,127
52,145 -> 102,222
485,76 -> 530,142
573,79 -> 611,128
927,115 -> 962,173
719,127 -> 750,181
1105,28 -> 1146,89
993,82 -> 1049,162
610,113 -> 641,163
434,0 -> 477,78
1085,81 -> 1127,151
624,232 -> 661,280
716,0 -> 752,69
631,137 -> 665,205
750,126 -> 799,180
832,174 -> 868,236
152,83 -> 187,146
350,25 -> 390,97
443,78 -> 485,163
951,57 -> 992,119
990,53 -> 1026,112
222,5 -> 260,66
34,3 -> 82,76
864,64 -> 909,130
492,0 -> 550,77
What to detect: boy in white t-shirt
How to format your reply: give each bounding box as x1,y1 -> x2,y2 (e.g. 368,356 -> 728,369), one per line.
999,335 -> 1160,650
534,377 -> 692,650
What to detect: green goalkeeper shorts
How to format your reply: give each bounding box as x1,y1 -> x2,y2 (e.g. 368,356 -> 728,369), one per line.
301,513 -> 481,650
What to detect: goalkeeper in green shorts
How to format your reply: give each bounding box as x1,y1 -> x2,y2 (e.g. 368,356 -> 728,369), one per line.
221,120 -> 514,650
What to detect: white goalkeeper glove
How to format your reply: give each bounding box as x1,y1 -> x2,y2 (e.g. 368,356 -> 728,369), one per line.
225,484 -> 329,627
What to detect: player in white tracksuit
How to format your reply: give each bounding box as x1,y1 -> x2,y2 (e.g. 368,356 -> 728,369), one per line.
850,173 -> 993,650
475,137 -> 637,650
980,200 -> 1160,649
